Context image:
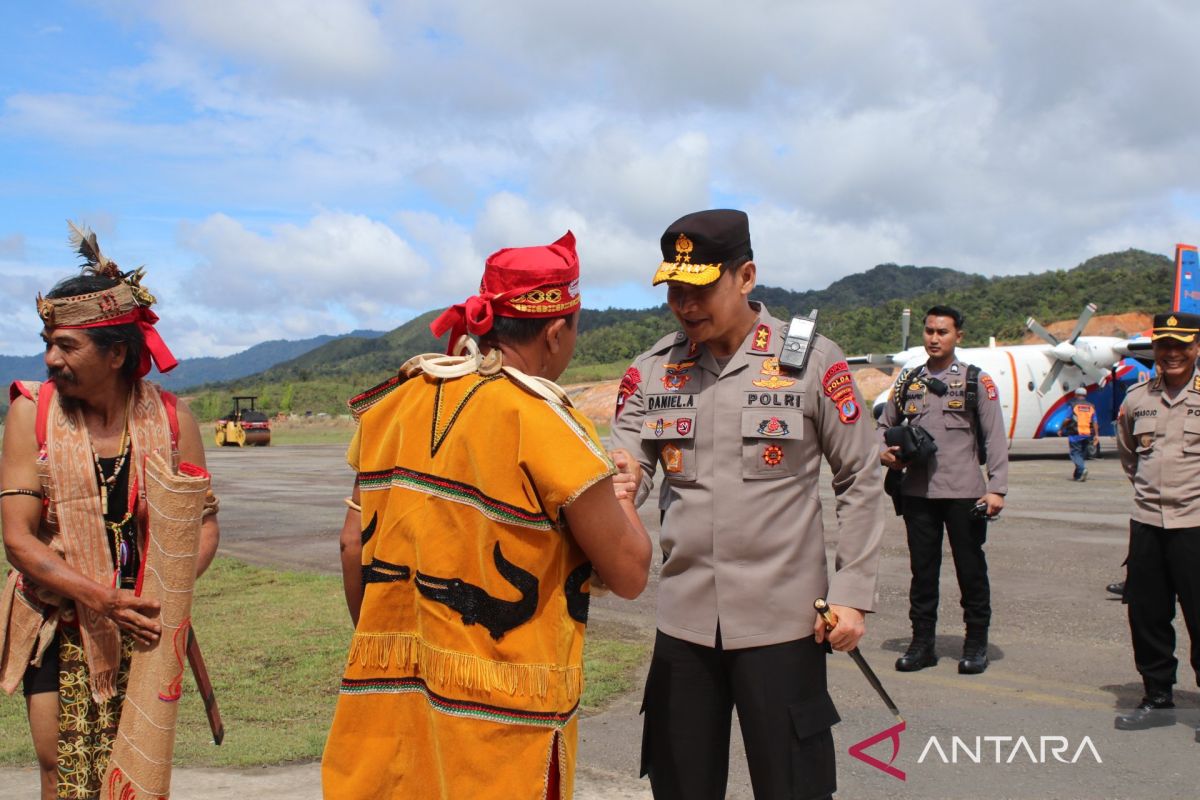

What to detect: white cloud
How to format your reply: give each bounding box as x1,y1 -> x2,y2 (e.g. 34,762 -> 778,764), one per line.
161,212 -> 436,353
7,0 -> 1200,362
0,234 -> 26,260
139,0 -> 392,90
0,271 -> 55,355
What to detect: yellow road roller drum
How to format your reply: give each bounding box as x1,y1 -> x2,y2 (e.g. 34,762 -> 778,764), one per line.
214,395 -> 271,447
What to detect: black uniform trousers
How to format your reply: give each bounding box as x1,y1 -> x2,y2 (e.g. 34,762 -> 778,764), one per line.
640,628 -> 839,800
901,496 -> 991,629
1125,520 -> 1200,693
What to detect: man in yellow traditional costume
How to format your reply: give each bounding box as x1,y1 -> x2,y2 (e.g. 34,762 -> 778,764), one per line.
0,224 -> 220,800
322,232 -> 652,799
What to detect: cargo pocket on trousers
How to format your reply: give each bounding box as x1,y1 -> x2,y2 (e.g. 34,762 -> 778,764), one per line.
638,659 -> 665,778
788,692 -> 840,800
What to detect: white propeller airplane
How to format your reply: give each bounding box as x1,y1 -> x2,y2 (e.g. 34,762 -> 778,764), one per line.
849,303 -> 1154,446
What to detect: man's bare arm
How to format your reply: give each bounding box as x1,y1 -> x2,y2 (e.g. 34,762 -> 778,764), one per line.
339,484 -> 364,626
562,473 -> 651,600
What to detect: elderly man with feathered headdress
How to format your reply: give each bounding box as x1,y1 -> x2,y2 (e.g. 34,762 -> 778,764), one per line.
0,223 -> 220,800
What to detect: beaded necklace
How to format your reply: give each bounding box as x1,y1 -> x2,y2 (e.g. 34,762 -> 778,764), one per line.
103,468 -> 134,576
89,393 -> 132,516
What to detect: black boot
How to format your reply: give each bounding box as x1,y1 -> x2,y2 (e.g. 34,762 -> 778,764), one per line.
958,627 -> 989,675
1114,693 -> 1175,731
895,625 -> 937,672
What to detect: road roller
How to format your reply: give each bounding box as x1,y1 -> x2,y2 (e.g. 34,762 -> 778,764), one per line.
214,395 -> 272,447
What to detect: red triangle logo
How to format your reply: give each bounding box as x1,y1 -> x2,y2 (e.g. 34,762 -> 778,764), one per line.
848,720 -> 906,781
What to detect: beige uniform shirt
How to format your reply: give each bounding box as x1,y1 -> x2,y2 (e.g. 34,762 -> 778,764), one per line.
610,304 -> 884,650
1117,369 -> 1200,529
876,358 -> 1009,498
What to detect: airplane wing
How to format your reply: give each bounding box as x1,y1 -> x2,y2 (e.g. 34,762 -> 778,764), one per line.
1113,340 -> 1153,356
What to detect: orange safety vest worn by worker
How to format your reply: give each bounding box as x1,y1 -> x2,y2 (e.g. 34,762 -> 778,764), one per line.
1073,402 -> 1095,437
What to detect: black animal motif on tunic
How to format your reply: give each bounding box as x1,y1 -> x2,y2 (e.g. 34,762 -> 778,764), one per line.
415,542 -> 538,640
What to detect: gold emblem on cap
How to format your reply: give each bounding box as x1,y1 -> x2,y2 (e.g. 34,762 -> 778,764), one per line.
1168,315 -> 1178,327
674,234 -> 694,263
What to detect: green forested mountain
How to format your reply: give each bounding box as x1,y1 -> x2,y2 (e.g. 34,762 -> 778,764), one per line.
181,248 -> 1172,419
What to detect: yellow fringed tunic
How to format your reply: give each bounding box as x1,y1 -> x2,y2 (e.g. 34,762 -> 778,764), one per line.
322,369 -> 614,800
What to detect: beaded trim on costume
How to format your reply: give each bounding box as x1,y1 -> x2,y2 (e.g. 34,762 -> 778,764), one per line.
340,676 -> 578,727
348,374 -> 405,419
356,466 -> 553,530
431,374 -> 503,456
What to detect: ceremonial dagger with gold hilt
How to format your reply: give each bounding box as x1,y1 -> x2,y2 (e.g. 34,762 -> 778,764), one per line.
814,598 -> 903,724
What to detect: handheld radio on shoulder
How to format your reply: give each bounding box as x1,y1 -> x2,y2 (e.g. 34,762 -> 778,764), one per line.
779,309 -> 818,373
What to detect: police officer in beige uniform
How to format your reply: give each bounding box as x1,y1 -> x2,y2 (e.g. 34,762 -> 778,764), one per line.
1113,311 -> 1200,742
610,209 -> 884,800
877,306 -> 1008,675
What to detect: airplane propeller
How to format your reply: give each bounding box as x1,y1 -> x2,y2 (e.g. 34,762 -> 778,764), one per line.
1025,303 -> 1107,395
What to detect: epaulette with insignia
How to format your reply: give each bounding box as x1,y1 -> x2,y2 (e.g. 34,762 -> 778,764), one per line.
648,331 -> 685,355
348,373 -> 407,420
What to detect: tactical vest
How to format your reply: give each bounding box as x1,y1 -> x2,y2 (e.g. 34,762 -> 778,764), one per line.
895,363 -> 987,465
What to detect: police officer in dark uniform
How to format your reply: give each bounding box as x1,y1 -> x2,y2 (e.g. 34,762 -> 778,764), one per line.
611,209 -> 884,799
1114,312 -> 1200,742
877,305 -> 1008,675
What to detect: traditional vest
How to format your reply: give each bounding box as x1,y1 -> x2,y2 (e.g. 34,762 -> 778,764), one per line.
322,363 -> 614,800
0,379 -> 178,700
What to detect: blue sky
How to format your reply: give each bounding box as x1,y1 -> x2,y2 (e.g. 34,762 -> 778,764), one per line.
3,1 -> 1200,358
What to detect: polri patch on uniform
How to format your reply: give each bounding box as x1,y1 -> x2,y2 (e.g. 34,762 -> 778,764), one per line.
758,417 -> 790,436
762,444 -> 784,466
676,417 -> 692,436
905,402 -> 919,414
615,366 -> 641,418
822,360 -> 861,424
752,324 -> 772,352
661,360 -> 697,392
981,374 -> 998,401
752,357 -> 797,389
662,443 -> 683,473
948,399 -> 965,409
646,418 -> 676,437
1139,433 -> 1153,449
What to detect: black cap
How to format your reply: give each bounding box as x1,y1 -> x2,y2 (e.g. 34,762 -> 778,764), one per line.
653,209 -> 752,286
1151,312 -> 1200,343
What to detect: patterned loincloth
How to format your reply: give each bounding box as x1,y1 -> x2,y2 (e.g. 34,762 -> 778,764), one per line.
55,624 -> 132,800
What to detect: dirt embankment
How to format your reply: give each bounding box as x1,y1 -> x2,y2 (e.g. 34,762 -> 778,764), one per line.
1020,312 -> 1152,343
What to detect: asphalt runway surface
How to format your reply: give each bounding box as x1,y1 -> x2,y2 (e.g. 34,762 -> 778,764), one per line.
4,436 -> 1196,799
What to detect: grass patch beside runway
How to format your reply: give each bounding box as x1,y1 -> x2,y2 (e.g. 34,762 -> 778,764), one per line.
0,557 -> 648,767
